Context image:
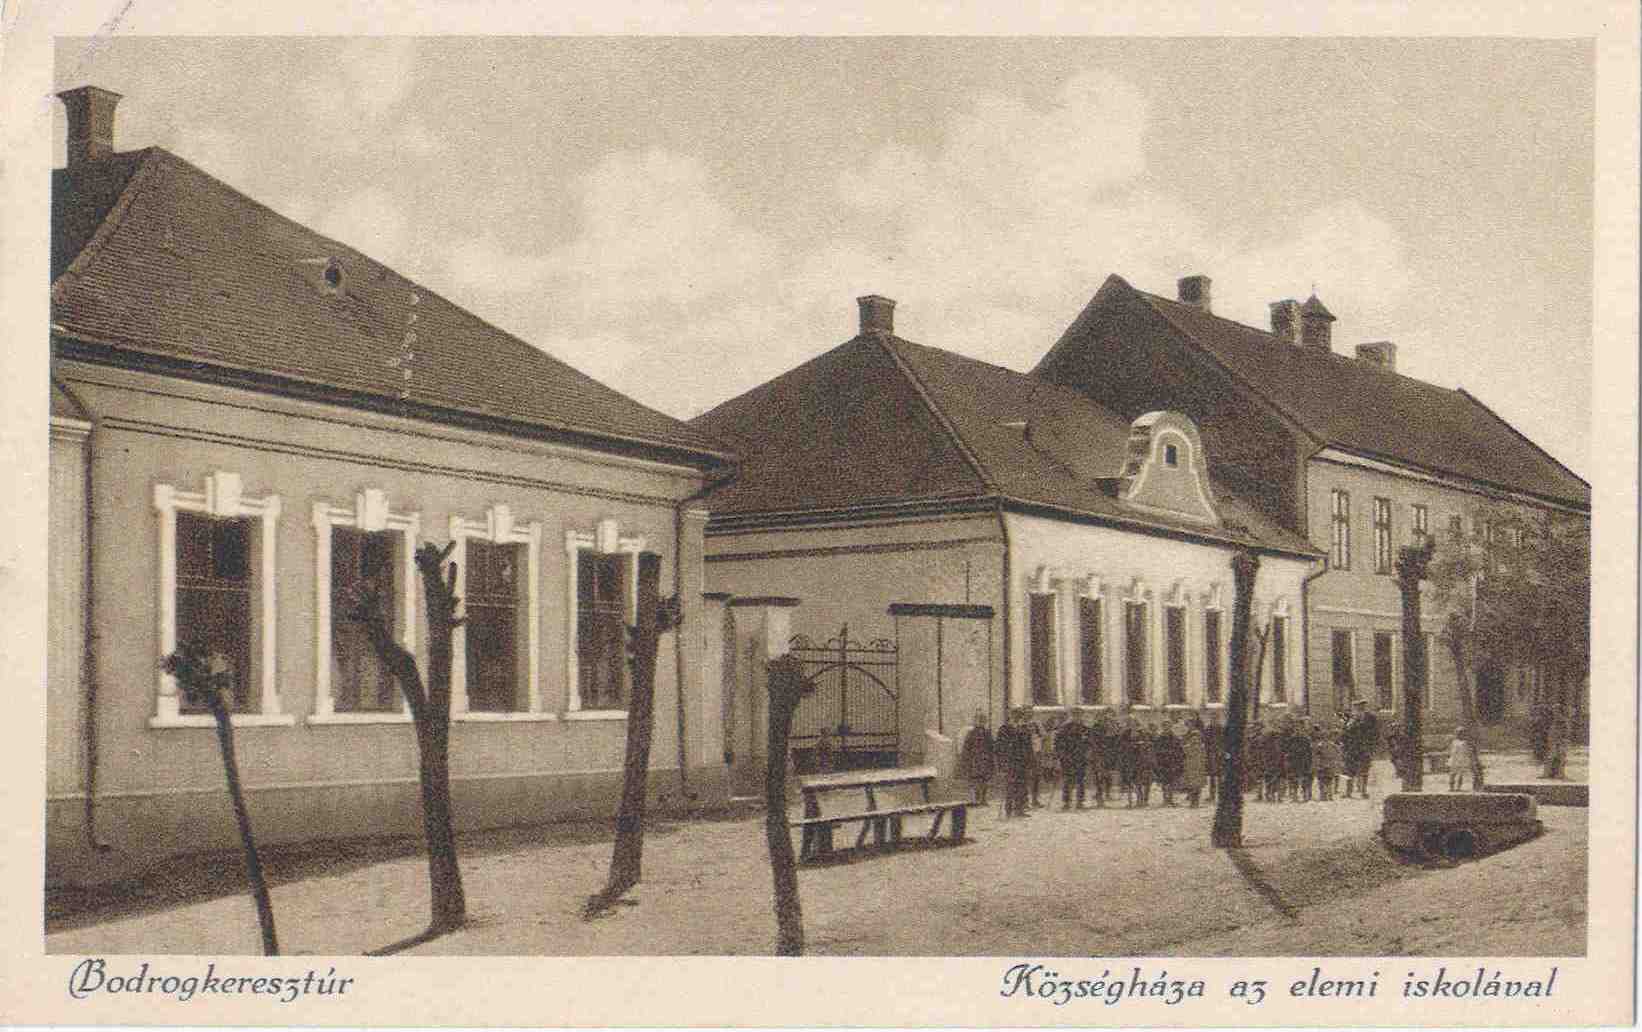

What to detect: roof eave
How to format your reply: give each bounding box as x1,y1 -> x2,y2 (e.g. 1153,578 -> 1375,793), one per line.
999,495 -> 1323,560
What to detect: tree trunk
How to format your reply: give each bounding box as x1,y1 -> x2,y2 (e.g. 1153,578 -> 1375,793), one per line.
1212,550 -> 1259,849
764,654 -> 806,955
208,695 -> 279,956
1395,542 -> 1434,791
601,553 -> 666,904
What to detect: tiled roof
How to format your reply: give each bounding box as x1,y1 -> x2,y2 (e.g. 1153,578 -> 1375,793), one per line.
692,331 -> 1318,556
1107,277 -> 1586,508
50,148 -> 731,466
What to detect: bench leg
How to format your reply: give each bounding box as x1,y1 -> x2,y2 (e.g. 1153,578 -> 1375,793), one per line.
951,806 -> 967,843
872,817 -> 888,846
928,810 -> 946,840
855,818 -> 873,850
816,823 -> 835,856
799,825 -> 813,861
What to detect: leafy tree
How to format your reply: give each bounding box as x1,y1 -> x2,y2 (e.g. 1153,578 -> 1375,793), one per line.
345,541 -> 467,937
1427,506 -> 1590,778
160,643 -> 278,955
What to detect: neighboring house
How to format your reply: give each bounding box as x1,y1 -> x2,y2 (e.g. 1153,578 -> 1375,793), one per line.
1034,273 -> 1591,733
47,87 -> 736,884
692,294 -> 1320,787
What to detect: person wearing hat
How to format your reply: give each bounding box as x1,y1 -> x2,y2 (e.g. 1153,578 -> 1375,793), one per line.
997,707 -> 1036,818
1054,710 -> 1091,809
1155,721 -> 1185,806
957,710 -> 996,805
1343,698 -> 1379,798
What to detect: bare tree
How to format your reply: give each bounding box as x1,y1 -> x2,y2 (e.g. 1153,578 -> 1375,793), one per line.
1211,549 -> 1259,849
764,653 -> 807,954
346,541 -> 466,936
160,643 -> 278,955
587,553 -> 681,915
1395,540 -> 1436,791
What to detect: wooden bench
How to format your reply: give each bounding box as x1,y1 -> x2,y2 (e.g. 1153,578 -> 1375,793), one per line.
792,765 -> 969,861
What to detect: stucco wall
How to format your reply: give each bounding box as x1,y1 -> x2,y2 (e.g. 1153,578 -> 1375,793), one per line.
48,360 -> 727,884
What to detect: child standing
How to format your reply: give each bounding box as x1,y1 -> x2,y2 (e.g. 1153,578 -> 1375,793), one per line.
958,711 -> 995,805
1447,729 -> 1476,792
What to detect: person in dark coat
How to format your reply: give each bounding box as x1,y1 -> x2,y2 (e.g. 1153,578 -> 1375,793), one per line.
1054,712 -> 1091,809
957,711 -> 996,805
1028,717 -> 1049,809
1086,715 -> 1111,806
1133,726 -> 1157,807
1245,726 -> 1266,801
1118,720 -> 1139,807
1155,723 -> 1185,806
1285,721 -> 1315,801
996,709 -> 1033,818
1343,698 -> 1379,797
1260,722 -> 1285,802
1201,715 -> 1222,801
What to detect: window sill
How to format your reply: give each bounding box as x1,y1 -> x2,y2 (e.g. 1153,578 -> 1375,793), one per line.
453,711 -> 561,723
565,709 -> 629,722
306,712 -> 414,725
149,713 -> 297,729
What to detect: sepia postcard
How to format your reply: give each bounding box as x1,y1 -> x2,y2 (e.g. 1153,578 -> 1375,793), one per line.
0,1 -> 1636,1027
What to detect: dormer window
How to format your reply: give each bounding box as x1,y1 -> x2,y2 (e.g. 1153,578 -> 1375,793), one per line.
1164,443 -> 1179,467
323,259 -> 345,291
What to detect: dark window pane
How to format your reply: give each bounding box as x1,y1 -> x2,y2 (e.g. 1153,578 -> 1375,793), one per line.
332,527 -> 398,712
1165,607 -> 1186,704
176,511 -> 254,714
466,539 -> 524,711
1374,631 -> 1394,710
1125,602 -> 1147,704
1332,629 -> 1354,689
578,551 -> 628,710
1271,618 -> 1287,702
1078,597 -> 1102,704
1204,611 -> 1222,703
1029,594 -> 1055,705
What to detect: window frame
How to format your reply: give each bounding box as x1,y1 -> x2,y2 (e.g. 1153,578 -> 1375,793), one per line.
1372,496 -> 1392,574
1077,594 -> 1103,705
1028,589 -> 1059,706
450,505 -> 546,721
152,472 -> 289,728
1330,489 -> 1352,570
1331,628 -> 1355,697
1373,630 -> 1396,711
1123,599 -> 1149,706
1411,503 -> 1429,543
565,518 -> 646,720
1203,605 -> 1223,704
310,491 -> 420,724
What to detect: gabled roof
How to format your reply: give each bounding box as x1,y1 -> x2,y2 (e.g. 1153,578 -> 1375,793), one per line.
1043,275 -> 1588,509
50,148 -> 731,468
692,331 -> 1317,556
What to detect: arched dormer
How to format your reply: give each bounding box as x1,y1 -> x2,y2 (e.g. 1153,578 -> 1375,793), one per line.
1117,411 -> 1220,525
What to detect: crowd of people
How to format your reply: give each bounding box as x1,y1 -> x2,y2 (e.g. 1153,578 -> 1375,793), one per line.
956,698 -> 1389,816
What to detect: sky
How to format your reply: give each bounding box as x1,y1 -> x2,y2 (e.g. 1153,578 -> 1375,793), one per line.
53,37 -> 1594,476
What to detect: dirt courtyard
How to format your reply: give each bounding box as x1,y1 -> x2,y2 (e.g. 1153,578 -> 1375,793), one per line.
47,755 -> 1586,957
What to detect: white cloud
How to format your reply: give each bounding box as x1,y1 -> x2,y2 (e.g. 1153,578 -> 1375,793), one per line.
313,186 -> 411,269
339,38 -> 420,118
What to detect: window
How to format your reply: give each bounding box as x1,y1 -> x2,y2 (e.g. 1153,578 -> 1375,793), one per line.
311,490 -> 419,722
1331,629 -> 1354,696
1373,497 -> 1392,574
1163,443 -> 1179,467
1412,503 -> 1428,542
153,472 -> 286,726
1374,631 -> 1395,710
1124,601 -> 1148,704
1330,489 -> 1351,569
566,519 -> 646,715
1270,616 -> 1288,703
1165,606 -> 1186,704
1203,609 -> 1223,703
175,512 -> 254,714
1078,597 -> 1103,704
1029,593 -> 1057,705
451,505 -> 543,717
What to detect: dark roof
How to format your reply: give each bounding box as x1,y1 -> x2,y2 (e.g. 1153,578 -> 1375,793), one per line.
1300,294 -> 1335,320
1067,276 -> 1587,509
50,148 -> 730,467
692,331 -> 1317,556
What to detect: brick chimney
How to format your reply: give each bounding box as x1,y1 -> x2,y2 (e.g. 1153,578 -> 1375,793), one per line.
1355,341 -> 1397,372
1300,293 -> 1335,352
1269,299 -> 1301,345
1177,274 -> 1211,313
858,294 -> 895,335
59,86 -> 123,167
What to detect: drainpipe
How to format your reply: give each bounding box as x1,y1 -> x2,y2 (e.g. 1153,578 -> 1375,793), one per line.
671,465 -> 737,802
1299,555 -> 1328,716
995,499 -> 1011,728
68,388 -> 110,852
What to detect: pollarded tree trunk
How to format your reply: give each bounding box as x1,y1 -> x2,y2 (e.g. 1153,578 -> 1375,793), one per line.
162,645 -> 278,955
350,541 -> 466,934
1212,550 -> 1259,849
764,653 -> 806,955
1395,541 -> 1435,792
592,553 -> 679,912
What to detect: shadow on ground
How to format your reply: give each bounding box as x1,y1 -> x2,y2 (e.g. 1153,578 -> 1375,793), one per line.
46,807 -> 752,934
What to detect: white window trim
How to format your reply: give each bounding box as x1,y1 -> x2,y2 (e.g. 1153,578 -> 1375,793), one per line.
152,472 -> 290,728
308,490 -> 421,725
565,517 -> 646,717
450,504 -> 544,719
1122,577 -> 1152,707
1201,583 -> 1226,705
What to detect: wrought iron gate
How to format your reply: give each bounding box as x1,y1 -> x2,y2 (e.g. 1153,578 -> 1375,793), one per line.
789,625 -> 899,772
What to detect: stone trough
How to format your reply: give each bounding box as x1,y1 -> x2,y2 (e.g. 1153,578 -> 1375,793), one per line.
1380,791 -> 1543,861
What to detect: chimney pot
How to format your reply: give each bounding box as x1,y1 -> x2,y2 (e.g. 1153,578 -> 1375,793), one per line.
857,294 -> 895,335
1355,341 -> 1397,372
1269,299 -> 1301,345
59,85 -> 123,167
1177,275 -> 1212,312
